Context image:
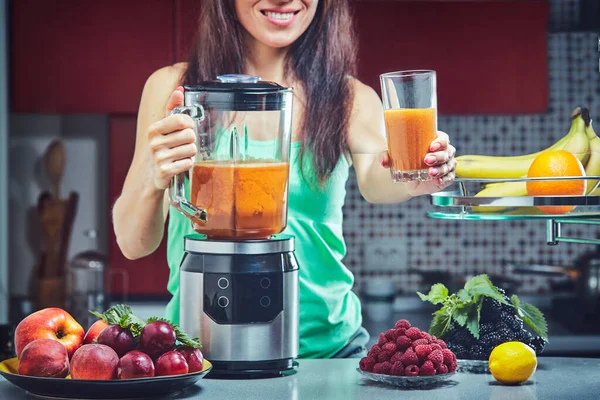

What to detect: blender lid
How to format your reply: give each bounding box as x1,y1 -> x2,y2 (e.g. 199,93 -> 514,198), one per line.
184,234 -> 295,255
184,74 -> 291,94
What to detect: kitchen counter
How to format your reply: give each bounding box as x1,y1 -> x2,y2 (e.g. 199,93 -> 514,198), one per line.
1,358 -> 600,400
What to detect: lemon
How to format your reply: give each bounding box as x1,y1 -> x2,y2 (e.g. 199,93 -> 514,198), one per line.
488,341 -> 537,385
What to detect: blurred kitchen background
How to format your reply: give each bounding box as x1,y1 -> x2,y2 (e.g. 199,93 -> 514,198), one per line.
1,0 -> 600,357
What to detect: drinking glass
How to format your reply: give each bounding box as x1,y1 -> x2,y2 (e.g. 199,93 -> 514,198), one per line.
380,70 -> 437,182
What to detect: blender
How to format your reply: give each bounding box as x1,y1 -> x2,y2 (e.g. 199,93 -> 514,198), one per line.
169,75 -> 299,378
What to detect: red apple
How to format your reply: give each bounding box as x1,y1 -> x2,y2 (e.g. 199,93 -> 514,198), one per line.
15,307 -> 85,359
176,346 -> 204,373
18,338 -> 69,378
117,350 -> 155,379
70,344 -> 119,380
83,319 -> 109,345
155,351 -> 188,376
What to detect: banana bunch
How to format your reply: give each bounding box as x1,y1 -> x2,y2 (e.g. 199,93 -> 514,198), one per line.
457,107 -> 600,213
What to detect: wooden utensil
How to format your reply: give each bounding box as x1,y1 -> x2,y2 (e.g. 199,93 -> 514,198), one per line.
44,140 -> 65,198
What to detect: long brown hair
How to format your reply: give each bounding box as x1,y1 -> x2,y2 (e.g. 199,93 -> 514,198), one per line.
182,1 -> 357,184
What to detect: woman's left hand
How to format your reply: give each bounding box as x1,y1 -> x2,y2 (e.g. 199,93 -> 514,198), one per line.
381,130 -> 456,196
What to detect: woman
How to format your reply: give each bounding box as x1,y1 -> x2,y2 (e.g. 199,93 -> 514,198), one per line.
113,0 -> 456,359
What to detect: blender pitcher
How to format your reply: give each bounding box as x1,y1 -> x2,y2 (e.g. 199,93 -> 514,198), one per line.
169,75 -> 293,240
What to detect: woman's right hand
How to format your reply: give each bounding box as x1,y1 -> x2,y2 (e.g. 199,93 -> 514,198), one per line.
146,86 -> 197,191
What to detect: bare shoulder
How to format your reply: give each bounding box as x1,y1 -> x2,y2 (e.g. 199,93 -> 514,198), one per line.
138,63 -> 188,118
347,78 -> 387,153
350,78 -> 384,121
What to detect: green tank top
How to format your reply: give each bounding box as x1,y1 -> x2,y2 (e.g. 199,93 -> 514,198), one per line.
165,138 -> 362,359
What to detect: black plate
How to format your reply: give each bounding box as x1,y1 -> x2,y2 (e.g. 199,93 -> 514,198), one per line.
0,357 -> 212,399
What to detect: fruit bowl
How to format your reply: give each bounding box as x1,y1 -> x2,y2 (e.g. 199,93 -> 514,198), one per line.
0,357 -> 212,399
357,369 -> 456,388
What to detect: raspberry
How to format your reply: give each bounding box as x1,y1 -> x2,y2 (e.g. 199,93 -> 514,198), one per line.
385,329 -> 399,341
379,361 -> 392,375
431,335 -> 437,341
441,349 -> 455,366
390,361 -> 404,376
419,360 -> 436,376
405,327 -> 422,341
396,328 -> 406,336
448,360 -> 458,372
420,331 -> 431,341
414,344 -> 433,362
427,349 -> 444,368
411,339 -> 429,349
377,350 -> 391,363
435,339 -> 448,349
396,335 -> 412,351
367,344 -> 381,358
378,333 -> 388,346
404,365 -> 420,376
359,356 -> 376,372
399,348 -> 419,366
372,363 -> 384,374
430,343 -> 442,351
437,364 -> 449,375
382,342 -> 397,354
395,319 -> 411,330
390,351 -> 404,364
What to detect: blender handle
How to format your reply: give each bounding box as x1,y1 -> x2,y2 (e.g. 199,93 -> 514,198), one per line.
168,106 -> 208,224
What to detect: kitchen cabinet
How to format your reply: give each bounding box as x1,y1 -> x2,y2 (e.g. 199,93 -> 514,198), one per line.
108,116 -> 169,297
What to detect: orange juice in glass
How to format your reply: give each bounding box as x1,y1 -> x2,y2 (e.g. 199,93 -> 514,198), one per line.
380,70 -> 437,182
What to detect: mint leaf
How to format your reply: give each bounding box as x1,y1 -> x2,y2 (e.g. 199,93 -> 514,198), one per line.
464,274 -> 509,304
417,283 -> 449,305
429,307 -> 453,338
465,302 -> 481,339
452,305 -> 469,327
457,289 -> 471,302
511,295 -> 548,339
147,317 -> 202,349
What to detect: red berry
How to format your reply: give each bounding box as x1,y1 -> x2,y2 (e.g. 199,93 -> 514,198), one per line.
430,343 -> 442,351
372,363 -> 384,374
367,344 -> 382,358
382,342 -> 397,354
405,327 -> 422,341
435,339 -> 447,349
390,361 -> 405,376
377,350 -> 391,363
396,328 -> 406,336
359,356 -> 376,372
384,329 -> 399,341
449,360 -> 458,372
379,361 -> 392,375
378,333 -> 388,346
395,335 -> 412,351
399,348 -> 418,366
427,349 -> 444,368
414,344 -> 433,362
420,331 -> 431,340
441,349 -> 455,366
437,364 -> 449,375
394,319 -> 411,330
420,360 -> 436,376
405,365 -> 420,376
390,351 -> 404,364
411,339 -> 429,349
431,335 -> 437,341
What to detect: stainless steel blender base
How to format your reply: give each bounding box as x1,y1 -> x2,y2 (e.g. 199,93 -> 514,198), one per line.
206,359 -> 298,379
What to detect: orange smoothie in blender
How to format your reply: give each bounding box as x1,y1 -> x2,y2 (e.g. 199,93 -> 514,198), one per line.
384,108 -> 437,178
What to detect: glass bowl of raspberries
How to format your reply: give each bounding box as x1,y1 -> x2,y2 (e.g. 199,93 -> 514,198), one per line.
357,319 -> 457,388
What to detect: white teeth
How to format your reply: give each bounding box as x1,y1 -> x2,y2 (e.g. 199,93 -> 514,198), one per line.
265,11 -> 294,20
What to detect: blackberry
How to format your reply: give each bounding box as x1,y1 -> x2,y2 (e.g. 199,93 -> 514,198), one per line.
447,343 -> 467,359
529,336 -> 547,355
504,315 -> 524,332
480,299 -> 502,323
469,344 -> 486,360
480,322 -> 495,336
449,327 -> 476,347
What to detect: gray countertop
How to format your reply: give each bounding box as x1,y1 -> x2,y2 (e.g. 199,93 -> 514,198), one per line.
2,358 -> 600,400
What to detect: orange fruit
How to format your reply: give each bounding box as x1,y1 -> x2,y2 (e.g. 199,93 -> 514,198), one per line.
526,150 -> 586,214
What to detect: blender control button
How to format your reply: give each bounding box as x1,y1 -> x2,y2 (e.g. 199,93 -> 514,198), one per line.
260,277 -> 271,289
218,296 -> 229,308
218,277 -> 229,289
260,296 -> 271,308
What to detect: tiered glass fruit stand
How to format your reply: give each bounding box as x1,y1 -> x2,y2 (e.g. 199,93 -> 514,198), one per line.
428,176 -> 600,245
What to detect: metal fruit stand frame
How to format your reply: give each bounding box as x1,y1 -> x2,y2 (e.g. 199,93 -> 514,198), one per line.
428,176 -> 600,246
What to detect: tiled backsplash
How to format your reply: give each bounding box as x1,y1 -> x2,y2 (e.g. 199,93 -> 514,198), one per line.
344,30 -> 600,295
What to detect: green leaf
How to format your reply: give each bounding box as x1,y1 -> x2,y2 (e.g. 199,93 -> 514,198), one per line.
147,317 -> 202,349
464,274 -> 509,304
417,283 -> 449,305
452,306 -> 469,327
464,301 -> 482,339
457,289 -> 471,302
511,295 -> 548,339
428,307 -> 452,338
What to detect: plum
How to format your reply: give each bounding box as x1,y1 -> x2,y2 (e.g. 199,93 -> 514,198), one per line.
97,324 -> 135,358
117,350 -> 155,379
155,351 -> 188,376
139,321 -> 176,359
176,346 -> 204,373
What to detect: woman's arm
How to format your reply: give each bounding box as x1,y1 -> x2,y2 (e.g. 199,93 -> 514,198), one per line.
112,64 -> 195,259
348,80 -> 456,204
